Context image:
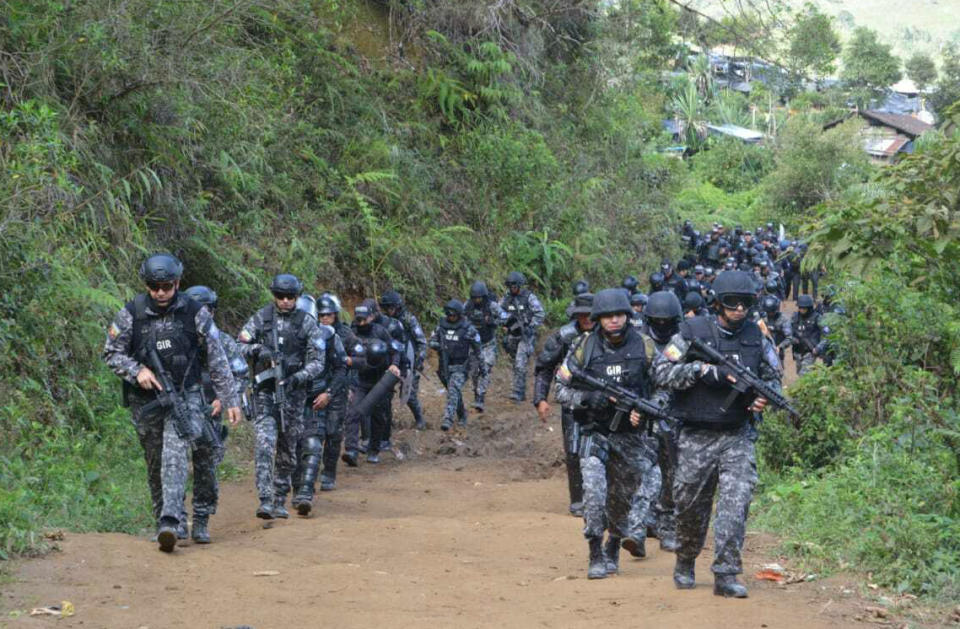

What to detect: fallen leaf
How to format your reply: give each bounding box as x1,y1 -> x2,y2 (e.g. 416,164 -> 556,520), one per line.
61,601 -> 75,617
754,569 -> 786,584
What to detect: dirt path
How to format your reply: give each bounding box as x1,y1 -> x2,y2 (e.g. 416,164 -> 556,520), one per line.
2,342 -> 858,629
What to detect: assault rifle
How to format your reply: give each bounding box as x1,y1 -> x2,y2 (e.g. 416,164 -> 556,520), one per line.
570,368 -> 678,434
142,344 -> 200,443
688,337 -> 800,420
252,325 -> 288,433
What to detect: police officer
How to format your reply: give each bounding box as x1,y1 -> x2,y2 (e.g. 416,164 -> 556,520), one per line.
103,254 -> 241,552
653,270 -> 783,598
237,274 -> 325,520
315,294 -> 353,489
290,295 -> 348,515
464,281 -> 508,412
555,289 -> 662,580
181,285 -> 248,542
429,300 -> 482,430
628,293 -> 647,328
532,292 -> 595,517
500,272 -> 545,402
379,290 -> 428,429
760,295 -> 792,363
572,279 -> 591,296
637,290 -> 684,552
791,294 -> 826,375
342,304 -> 400,465
622,275 -> 639,296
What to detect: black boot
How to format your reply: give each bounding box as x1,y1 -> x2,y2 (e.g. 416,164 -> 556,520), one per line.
320,473 -> 336,491
273,496 -> 289,519
410,402 -> 427,429
341,450 -> 358,467
604,536 -> 621,575
191,516 -> 211,544
621,535 -> 646,558
176,519 -> 189,540
157,518 -> 178,553
568,502 -> 584,517
714,574 -> 748,598
674,557 -> 696,589
587,537 -> 607,579
293,488 -> 313,516
473,393 -> 484,412
256,498 -> 274,520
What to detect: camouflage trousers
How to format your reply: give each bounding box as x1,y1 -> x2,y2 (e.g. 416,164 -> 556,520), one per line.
506,334 -> 536,399
442,365 -> 468,426
131,390 -> 206,526
405,369 -> 424,422
673,422 -> 757,575
561,407 -> 583,507
580,431 -> 657,539
344,383 -> 392,454
469,340 -> 497,399
634,424 -> 678,538
795,351 -> 817,375
253,389 -> 306,502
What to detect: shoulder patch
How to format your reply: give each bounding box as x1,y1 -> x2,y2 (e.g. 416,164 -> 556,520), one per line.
238,329 -> 253,343
664,343 -> 684,362
108,322 -> 121,340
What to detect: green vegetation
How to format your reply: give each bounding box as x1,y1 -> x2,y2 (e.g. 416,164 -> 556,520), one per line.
1,0 -> 957,603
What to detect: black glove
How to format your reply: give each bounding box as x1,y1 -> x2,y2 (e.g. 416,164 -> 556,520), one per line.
585,391 -> 612,410
254,345 -> 274,363
701,364 -> 736,388
288,371 -> 309,389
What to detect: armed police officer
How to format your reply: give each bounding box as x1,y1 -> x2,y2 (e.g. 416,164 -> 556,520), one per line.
290,294 -> 348,515
429,300 -> 482,431
379,290 -> 428,429
237,274 -> 325,520
342,303 -> 400,465
653,270 -> 783,598
791,294 -> 827,375
500,271 -> 545,402
103,254 -> 241,552
464,281 -> 508,412
180,285 -> 248,543
314,294 -> 353,489
533,292 -> 595,517
555,289 -> 662,580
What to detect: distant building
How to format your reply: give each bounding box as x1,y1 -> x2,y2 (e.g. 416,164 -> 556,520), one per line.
825,109 -> 935,163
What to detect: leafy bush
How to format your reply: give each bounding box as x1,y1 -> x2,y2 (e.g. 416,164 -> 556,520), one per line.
690,137 -> 773,193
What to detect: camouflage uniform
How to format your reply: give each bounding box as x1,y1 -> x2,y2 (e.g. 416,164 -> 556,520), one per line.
653,315 -> 782,578
790,310 -> 824,375
103,292 -> 239,530
555,326 -> 661,574
395,309 -> 428,426
533,320 -> 592,513
500,290 -> 545,400
429,318 -> 482,429
237,305 -> 325,506
465,297 -> 508,407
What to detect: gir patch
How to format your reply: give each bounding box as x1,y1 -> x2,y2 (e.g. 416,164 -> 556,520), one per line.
664,343 -> 683,362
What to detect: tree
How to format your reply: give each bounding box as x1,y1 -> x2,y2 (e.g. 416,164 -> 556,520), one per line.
841,27 -> 902,106
788,5 -> 841,84
931,44 -> 960,112
904,52 -> 938,92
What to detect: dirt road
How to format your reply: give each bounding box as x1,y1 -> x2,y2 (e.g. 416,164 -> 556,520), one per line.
2,341 -> 858,629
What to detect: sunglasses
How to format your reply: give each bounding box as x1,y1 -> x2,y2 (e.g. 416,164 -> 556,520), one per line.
147,282 -> 175,292
272,292 -> 297,301
719,295 -> 755,310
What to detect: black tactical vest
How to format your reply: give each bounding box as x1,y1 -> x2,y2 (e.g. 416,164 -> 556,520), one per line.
465,299 -> 496,343
502,291 -> 532,325
671,316 -> 763,428
126,292 -> 203,392
580,328 -> 650,434
260,305 -> 308,376
438,319 -> 473,365
792,312 -> 822,350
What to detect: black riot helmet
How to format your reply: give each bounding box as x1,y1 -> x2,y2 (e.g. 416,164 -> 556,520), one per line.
366,339 -> 389,368
317,295 -> 340,316
685,278 -> 701,294
797,294 -> 815,311
444,299 -> 464,318
629,292 -> 648,307
184,285 -> 218,310
139,253 -> 183,284
660,259 -> 673,275
761,295 -> 781,317
572,279 -> 590,296
270,273 -> 302,297
379,290 -> 403,310
505,271 -> 526,287
683,292 -> 704,313
764,278 -> 780,294
713,271 -> 758,310
621,275 -> 639,294
590,288 -> 633,321
296,293 -> 318,319
568,292 -> 594,318
644,291 -> 682,342
470,281 -> 489,300
649,272 -> 665,292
